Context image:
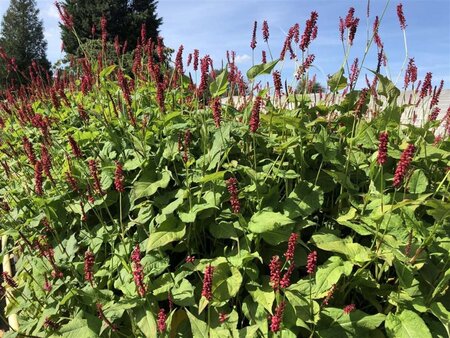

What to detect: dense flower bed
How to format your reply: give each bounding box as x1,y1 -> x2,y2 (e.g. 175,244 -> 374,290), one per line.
0,2 -> 449,337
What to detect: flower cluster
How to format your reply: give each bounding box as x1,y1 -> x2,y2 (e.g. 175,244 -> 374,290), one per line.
201,264 -> 214,301
34,160 -> 43,195
269,255 -> 281,291
114,161 -> 125,192
343,303 -> 356,314
397,3 -> 407,30
393,144 -> 415,188
377,132 -> 389,165
131,244 -> 146,297
300,11 -> 319,51
404,58 -> 417,89
270,301 -> 286,332
226,177 -> 240,214
84,250 -> 95,285
211,98 -> 222,128
23,136 -> 36,165
88,159 -> 104,195
2,271 -> 18,288
68,135 -> 82,158
322,284 -> 337,306
262,20 -> 269,42
273,70 -> 282,98
157,308 -> 167,333
306,250 -> 318,275
249,96 -> 263,133
250,21 -> 257,49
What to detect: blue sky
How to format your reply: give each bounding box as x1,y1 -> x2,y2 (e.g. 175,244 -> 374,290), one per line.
1,0 -> 449,88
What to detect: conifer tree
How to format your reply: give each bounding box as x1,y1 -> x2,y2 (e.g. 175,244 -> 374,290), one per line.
0,0 -> 51,85
60,0 -> 162,56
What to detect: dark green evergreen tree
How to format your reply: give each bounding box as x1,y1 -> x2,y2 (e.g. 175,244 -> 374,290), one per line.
0,0 -> 51,86
60,0 -> 162,56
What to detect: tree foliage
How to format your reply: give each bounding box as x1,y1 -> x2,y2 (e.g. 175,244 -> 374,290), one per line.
60,0 -> 162,56
0,0 -> 50,87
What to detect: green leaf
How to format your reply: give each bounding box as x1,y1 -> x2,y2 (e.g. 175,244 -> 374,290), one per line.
371,70 -> 400,101
198,171 -> 226,183
246,59 -> 279,81
247,280 -> 275,314
131,168 -> 171,202
327,68 -> 347,92
311,233 -> 372,265
312,256 -> 353,298
172,278 -> 195,307
385,310 -> 432,338
430,302 -> 450,337
210,263 -> 243,306
186,309 -> 209,338
317,308 -> 385,337
136,305 -> 158,338
99,64 -> 116,78
210,68 -> 229,97
65,233 -> 79,259
147,216 -> 186,251
408,170 -> 428,194
248,210 -> 294,234
53,318 -> 99,338
283,181 -> 324,219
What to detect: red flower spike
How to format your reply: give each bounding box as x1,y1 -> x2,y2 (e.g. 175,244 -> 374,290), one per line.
226,177 -> 240,214
250,21 -> 257,50
249,96 -> 263,133
349,58 -> 359,88
261,50 -> 267,64
88,159 -> 104,195
193,49 -> 199,71
270,301 -> 286,332
34,160 -> 43,195
404,58 -> 417,89
322,284 -> 337,306
2,271 -> 18,288
23,136 -> 36,165
43,276 -> 52,292
273,70 -> 282,98
201,264 -> 214,301
343,303 -> 356,314
284,233 -> 299,262
269,255 -> 281,291
185,255 -> 195,263
377,132 -> 389,165
219,312 -> 228,323
211,98 -> 222,128
306,251 -> 318,275
300,11 -> 319,51
84,250 -> 95,284
280,263 -> 295,289
114,161 -> 125,192
419,72 -> 432,100
397,3 -> 407,30
68,135 -> 83,158
131,244 -> 146,297
393,144 -> 416,188
157,308 -> 167,333
262,20 -> 269,42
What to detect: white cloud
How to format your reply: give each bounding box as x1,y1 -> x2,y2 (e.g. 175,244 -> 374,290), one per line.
235,54 -> 251,64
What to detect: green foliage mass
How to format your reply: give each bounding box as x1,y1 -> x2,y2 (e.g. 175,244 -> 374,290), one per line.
0,6 -> 449,338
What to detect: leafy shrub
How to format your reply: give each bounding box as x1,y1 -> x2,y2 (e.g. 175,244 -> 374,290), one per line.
0,3 -> 449,338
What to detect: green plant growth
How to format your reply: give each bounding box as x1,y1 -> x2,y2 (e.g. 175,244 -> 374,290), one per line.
0,2 -> 449,338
